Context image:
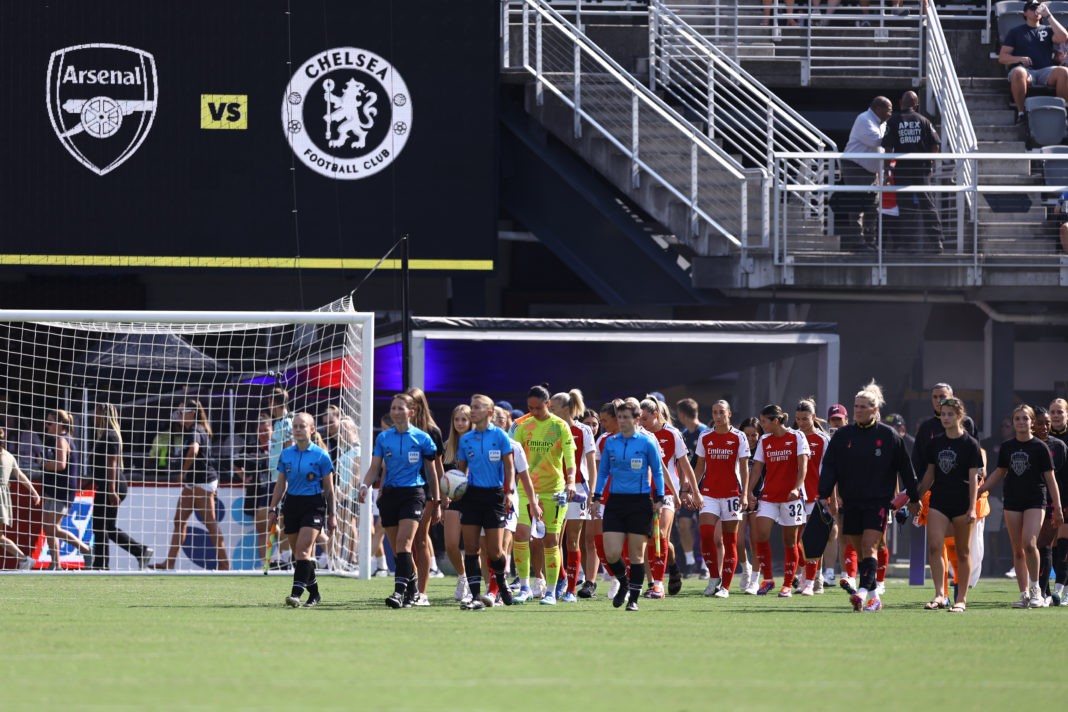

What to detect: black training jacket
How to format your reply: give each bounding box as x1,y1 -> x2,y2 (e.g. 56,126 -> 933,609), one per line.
819,420 -> 918,503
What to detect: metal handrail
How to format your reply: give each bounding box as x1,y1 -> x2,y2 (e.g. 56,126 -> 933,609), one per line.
503,0 -> 768,249
924,1 -> 978,219
649,0 -> 835,218
773,151 -> 1068,282
664,1 -> 925,85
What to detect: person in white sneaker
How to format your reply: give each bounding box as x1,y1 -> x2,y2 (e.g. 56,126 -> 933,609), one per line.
0,428 -> 41,569
693,400 -> 748,598
916,397 -> 982,613
819,382 -> 920,612
979,404 -> 1064,608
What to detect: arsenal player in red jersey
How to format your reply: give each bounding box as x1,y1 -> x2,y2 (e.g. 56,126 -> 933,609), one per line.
749,404 -> 810,598
693,400 -> 750,598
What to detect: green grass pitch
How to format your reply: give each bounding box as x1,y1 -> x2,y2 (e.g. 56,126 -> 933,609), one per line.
2,575 -> 1065,711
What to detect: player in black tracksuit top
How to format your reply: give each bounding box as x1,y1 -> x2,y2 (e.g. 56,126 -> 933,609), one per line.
819,389 -> 918,611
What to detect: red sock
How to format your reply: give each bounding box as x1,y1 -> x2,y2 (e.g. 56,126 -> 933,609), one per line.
876,547 -> 888,584
487,576 -> 498,596
594,534 -> 607,572
804,559 -> 819,583
700,524 -> 719,576
844,544 -> 858,578
783,543 -> 798,588
650,538 -> 667,582
756,540 -> 774,582
796,543 -> 805,573
566,550 -> 581,593
721,531 -> 738,589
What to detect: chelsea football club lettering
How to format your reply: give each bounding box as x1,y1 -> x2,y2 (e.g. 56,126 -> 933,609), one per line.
282,46 -> 412,180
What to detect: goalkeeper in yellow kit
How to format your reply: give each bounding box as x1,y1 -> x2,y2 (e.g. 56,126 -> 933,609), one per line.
511,385 -> 576,605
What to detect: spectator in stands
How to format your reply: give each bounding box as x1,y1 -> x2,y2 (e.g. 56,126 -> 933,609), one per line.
1000,1 -> 1068,125
839,96 -> 892,252
881,91 -> 944,254
884,413 -> 915,453
762,0 -> 798,27
1052,192 -> 1068,253
809,0 -> 839,26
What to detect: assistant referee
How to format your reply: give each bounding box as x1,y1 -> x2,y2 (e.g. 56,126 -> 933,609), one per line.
267,412 -> 336,608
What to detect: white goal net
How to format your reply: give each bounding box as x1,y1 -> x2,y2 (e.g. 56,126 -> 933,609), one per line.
0,298 -> 373,576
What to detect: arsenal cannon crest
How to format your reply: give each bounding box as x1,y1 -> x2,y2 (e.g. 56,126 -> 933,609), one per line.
282,47 -> 412,180
46,43 -> 158,176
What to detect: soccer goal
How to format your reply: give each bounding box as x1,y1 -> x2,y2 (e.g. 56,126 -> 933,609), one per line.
0,298 -> 374,577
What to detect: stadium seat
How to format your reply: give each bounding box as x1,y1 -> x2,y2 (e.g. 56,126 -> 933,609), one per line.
1025,96 -> 1067,146
995,0 -> 1026,46
1040,144 -> 1068,186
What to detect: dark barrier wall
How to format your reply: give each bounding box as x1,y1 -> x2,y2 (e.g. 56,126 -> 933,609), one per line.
0,1 -> 498,269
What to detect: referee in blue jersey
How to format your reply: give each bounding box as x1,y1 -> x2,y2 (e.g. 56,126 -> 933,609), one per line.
593,401 -> 665,612
359,393 -> 441,609
455,394 -> 540,610
267,412 -> 336,608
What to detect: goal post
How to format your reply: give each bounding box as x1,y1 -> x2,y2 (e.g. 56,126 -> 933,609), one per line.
0,302 -> 374,578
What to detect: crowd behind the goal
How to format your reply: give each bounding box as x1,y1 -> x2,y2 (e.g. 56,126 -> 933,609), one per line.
1,381 -> 1067,613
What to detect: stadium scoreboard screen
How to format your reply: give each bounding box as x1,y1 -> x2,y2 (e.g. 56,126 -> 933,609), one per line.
0,1 -> 497,271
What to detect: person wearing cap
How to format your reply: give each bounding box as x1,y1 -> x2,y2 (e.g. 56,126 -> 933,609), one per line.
884,413 -> 915,453
1000,1 -> 1068,124
827,404 -> 848,433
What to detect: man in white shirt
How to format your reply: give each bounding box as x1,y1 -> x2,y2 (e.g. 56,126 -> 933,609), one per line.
838,96 -> 892,252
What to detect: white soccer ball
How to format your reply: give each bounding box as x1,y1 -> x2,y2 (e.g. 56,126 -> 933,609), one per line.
440,469 -> 468,500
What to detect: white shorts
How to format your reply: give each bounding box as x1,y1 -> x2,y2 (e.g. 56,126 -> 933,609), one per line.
565,483 -> 591,521
700,495 -> 744,522
185,480 -> 219,494
757,498 -> 807,527
804,500 -> 816,517
660,494 -> 676,513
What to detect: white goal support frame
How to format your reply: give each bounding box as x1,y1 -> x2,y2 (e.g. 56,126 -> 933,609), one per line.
0,306 -> 375,578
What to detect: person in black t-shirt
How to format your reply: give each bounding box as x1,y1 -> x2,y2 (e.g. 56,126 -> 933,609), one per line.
917,397 -> 982,612
979,404 -> 1064,608
999,1 -> 1068,123
87,403 -> 152,570
1031,408 -> 1067,603
881,91 -> 943,254
150,399 -> 229,571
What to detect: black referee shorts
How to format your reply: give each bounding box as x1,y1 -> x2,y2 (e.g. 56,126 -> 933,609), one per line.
281,493 -> 326,535
378,486 -> 426,527
460,485 -> 508,530
602,494 -> 654,536
840,498 -> 889,537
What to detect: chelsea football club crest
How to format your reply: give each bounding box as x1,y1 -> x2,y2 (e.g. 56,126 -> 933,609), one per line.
282,47 -> 412,180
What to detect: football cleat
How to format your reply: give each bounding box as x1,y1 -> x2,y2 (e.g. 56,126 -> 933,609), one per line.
850,593 -> 864,612
613,579 -> 630,608
756,580 -> 775,595
863,597 -> 882,612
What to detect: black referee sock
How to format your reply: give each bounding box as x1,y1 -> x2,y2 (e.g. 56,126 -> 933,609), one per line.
859,557 -> 878,593
627,563 -> 645,603
1055,539 -> 1068,585
667,561 -> 680,576
306,560 -> 319,599
464,554 -> 482,598
1039,546 -> 1053,597
291,560 -> 309,599
491,556 -> 508,588
607,558 -> 628,583
394,552 -> 413,596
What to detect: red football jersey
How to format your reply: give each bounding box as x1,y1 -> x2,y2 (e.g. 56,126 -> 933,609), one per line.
753,429 -> 810,503
697,427 -> 750,498
803,430 -> 830,502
